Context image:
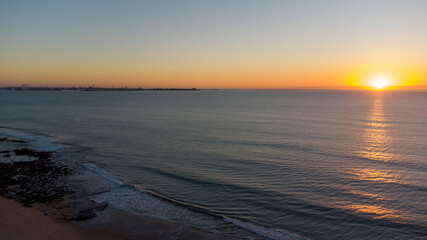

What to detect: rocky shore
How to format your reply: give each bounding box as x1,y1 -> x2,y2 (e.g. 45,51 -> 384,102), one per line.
0,138 -> 109,221
0,135 -> 229,240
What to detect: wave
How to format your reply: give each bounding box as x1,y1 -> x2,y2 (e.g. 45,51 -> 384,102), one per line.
0,128 -> 63,151
0,127 -> 304,240
82,162 -> 304,240
224,217 -> 304,240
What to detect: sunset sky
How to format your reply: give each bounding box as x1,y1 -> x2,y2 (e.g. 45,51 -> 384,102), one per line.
1,0 -> 426,89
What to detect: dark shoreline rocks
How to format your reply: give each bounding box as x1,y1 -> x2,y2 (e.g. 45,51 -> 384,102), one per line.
0,146 -> 108,221
0,149 -> 70,206
0,137 -> 29,143
13,148 -> 54,160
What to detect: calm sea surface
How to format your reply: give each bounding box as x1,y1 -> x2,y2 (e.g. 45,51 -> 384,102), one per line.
0,90 -> 426,239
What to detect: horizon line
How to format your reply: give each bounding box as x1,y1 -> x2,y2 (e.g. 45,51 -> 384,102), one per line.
1,85 -> 427,91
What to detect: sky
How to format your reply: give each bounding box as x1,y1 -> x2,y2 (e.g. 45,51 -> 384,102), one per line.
1,0 -> 427,89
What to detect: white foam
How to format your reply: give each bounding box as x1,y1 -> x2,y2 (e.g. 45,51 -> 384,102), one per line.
89,186 -> 219,230
87,179 -> 305,240
0,128 -> 305,240
0,130 -> 29,140
224,217 -> 304,240
82,162 -> 123,185
77,156 -> 305,240
0,129 -> 63,151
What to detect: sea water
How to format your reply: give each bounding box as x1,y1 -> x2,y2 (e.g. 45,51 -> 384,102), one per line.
0,90 -> 426,239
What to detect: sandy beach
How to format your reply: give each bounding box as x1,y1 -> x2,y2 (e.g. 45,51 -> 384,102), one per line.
0,138 -> 229,240
0,197 -> 128,240
0,197 -> 228,240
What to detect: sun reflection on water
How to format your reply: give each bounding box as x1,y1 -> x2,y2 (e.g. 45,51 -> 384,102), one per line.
343,94 -> 406,222
344,204 -> 404,221
347,190 -> 385,200
359,95 -> 394,162
350,94 -> 401,184
348,168 -> 399,183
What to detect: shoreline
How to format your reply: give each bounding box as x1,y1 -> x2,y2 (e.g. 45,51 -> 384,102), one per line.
0,130 -> 302,240
0,135 -> 239,240
1,91 -> 426,240
0,197 -> 129,240
0,196 -> 228,240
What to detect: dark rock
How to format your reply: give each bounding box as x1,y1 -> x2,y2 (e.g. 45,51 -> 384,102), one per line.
68,199 -> 109,221
0,137 -> 28,143
0,149 -> 70,207
13,148 -> 54,160
75,209 -> 97,220
0,147 -> 108,222
9,139 -> 29,143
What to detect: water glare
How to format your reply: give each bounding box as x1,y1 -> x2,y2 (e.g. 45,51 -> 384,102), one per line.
345,93 -> 405,223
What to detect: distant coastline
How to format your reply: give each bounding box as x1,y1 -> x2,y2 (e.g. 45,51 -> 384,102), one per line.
0,86 -> 200,91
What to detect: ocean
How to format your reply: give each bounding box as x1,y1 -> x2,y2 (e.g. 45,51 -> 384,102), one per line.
0,90 -> 426,239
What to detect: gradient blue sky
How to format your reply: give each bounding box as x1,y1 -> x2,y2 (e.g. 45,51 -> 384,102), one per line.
1,0 -> 426,88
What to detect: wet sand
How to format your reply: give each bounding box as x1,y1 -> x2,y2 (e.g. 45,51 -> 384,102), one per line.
81,205 -> 228,240
0,141 -> 228,240
0,197 -> 128,240
0,197 -> 227,240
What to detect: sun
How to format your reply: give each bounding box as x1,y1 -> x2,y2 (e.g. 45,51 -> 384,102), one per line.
370,75 -> 392,90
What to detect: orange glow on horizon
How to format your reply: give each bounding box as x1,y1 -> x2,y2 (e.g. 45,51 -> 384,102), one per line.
0,61 -> 425,89
346,63 -> 423,90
